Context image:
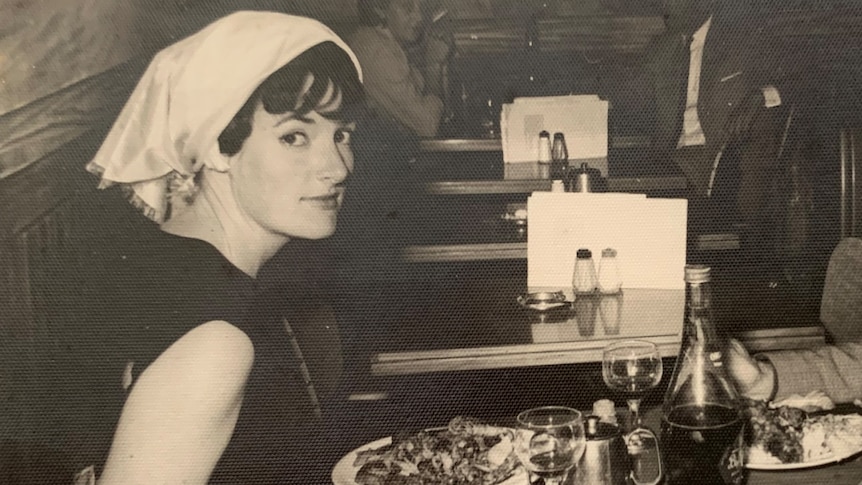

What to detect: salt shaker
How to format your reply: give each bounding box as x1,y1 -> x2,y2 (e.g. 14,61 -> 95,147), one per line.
597,248 -> 622,294
551,180 -> 565,192
538,130 -> 552,164
573,248 -> 598,293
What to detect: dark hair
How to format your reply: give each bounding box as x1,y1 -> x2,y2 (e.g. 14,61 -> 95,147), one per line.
218,41 -> 364,156
356,0 -> 390,27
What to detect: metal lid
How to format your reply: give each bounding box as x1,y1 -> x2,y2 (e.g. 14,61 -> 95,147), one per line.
553,132 -> 565,140
601,248 -> 617,258
577,248 -> 592,259
573,162 -> 601,175
539,130 -> 550,138
684,264 -> 712,283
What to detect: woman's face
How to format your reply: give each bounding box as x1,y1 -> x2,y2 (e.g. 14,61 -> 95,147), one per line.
380,0 -> 423,45
228,87 -> 354,240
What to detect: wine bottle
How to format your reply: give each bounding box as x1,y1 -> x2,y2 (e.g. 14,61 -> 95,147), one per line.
660,265 -> 746,485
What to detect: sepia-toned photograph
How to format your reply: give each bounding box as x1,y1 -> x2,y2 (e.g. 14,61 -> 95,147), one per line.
2,0 -> 862,484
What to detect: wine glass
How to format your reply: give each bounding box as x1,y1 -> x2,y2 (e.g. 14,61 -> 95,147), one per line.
602,340 -> 663,431
513,406 -> 586,485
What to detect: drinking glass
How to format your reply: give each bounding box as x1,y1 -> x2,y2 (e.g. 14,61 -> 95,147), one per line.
602,340 -> 663,431
513,406 -> 586,485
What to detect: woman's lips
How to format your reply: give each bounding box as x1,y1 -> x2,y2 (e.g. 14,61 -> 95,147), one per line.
302,193 -> 340,210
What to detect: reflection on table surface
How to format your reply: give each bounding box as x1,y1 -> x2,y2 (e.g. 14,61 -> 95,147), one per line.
368,281 -> 824,376
525,288 -> 681,346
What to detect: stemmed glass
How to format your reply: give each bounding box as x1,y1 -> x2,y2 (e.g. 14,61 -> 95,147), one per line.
602,340 -> 663,431
513,406 -> 586,485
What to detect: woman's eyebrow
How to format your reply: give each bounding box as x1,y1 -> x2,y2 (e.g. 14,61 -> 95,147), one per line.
275,113 -> 314,126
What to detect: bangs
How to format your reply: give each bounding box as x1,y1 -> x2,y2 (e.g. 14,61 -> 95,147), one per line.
217,42 -> 364,156
257,41 -> 364,122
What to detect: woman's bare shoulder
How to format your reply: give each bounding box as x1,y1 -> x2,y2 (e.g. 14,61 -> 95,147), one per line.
138,320 -> 255,393
98,321 -> 256,485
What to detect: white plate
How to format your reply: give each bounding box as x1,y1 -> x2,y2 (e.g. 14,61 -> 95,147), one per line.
331,435 -> 528,485
332,436 -> 391,485
746,445 -> 862,471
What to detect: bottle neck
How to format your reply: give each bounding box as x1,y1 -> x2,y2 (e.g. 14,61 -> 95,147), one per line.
682,282 -> 725,353
684,281 -> 721,348
686,280 -> 711,308
664,277 -> 742,412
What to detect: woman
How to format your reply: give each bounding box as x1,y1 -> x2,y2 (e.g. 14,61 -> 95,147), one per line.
348,0 -> 450,138
31,11 -> 363,485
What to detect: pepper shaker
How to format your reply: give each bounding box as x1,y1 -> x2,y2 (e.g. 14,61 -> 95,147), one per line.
573,248 -> 598,294
551,132 -> 569,180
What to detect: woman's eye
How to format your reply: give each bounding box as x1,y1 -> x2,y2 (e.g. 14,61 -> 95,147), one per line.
334,129 -> 353,145
280,132 -> 309,146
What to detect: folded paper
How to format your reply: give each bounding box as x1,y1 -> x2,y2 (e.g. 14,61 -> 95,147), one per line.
501,95 -> 609,176
527,193 -> 687,290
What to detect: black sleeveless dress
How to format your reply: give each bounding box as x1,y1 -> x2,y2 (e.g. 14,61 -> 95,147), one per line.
27,225 -> 343,484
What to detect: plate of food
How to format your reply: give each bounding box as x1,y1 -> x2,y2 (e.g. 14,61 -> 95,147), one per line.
745,396 -> 862,470
332,416 -> 526,485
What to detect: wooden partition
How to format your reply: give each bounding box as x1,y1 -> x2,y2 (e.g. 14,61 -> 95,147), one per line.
0,59 -> 148,470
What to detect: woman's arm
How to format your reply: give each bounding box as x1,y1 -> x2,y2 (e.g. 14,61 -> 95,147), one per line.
97,320 -> 254,485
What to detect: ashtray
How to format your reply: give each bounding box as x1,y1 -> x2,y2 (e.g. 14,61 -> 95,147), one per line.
517,291 -> 568,311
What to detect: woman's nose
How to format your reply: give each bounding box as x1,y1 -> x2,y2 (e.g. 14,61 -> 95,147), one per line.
319,144 -> 351,183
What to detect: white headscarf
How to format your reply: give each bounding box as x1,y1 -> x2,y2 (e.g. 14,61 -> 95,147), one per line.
87,11 -> 363,223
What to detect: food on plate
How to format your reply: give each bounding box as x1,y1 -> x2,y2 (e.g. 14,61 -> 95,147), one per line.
746,400 -> 807,463
353,416 -> 520,485
745,399 -> 862,465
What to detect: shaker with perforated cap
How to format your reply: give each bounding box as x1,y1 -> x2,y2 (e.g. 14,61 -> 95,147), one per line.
598,248 -> 622,294
538,130 -> 552,164
573,248 -> 598,293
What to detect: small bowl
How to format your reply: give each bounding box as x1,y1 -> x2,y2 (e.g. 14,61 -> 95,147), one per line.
517,291 -> 568,311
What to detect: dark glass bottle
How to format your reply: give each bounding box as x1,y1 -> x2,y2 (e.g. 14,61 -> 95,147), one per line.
660,265 -> 746,485
551,132 -> 569,180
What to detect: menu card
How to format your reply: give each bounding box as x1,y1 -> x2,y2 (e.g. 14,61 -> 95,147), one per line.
527,193 -> 688,290
500,95 -> 609,175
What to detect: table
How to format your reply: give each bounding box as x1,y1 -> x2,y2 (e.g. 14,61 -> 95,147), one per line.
368,281 -> 825,376
403,140 -> 736,263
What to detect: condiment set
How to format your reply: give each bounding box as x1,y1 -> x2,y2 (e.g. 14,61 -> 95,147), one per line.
536,131 -> 606,192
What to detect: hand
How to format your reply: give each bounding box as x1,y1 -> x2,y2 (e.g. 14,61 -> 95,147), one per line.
724,90 -> 766,142
727,339 -> 776,401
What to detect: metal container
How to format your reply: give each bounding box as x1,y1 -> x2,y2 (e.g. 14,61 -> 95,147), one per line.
567,162 -> 604,193
572,415 -> 630,485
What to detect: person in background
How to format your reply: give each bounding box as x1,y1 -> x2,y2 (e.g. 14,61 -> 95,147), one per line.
728,338 -> 862,405
646,0 -> 812,246
349,0 -> 451,138
15,11 -> 364,484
